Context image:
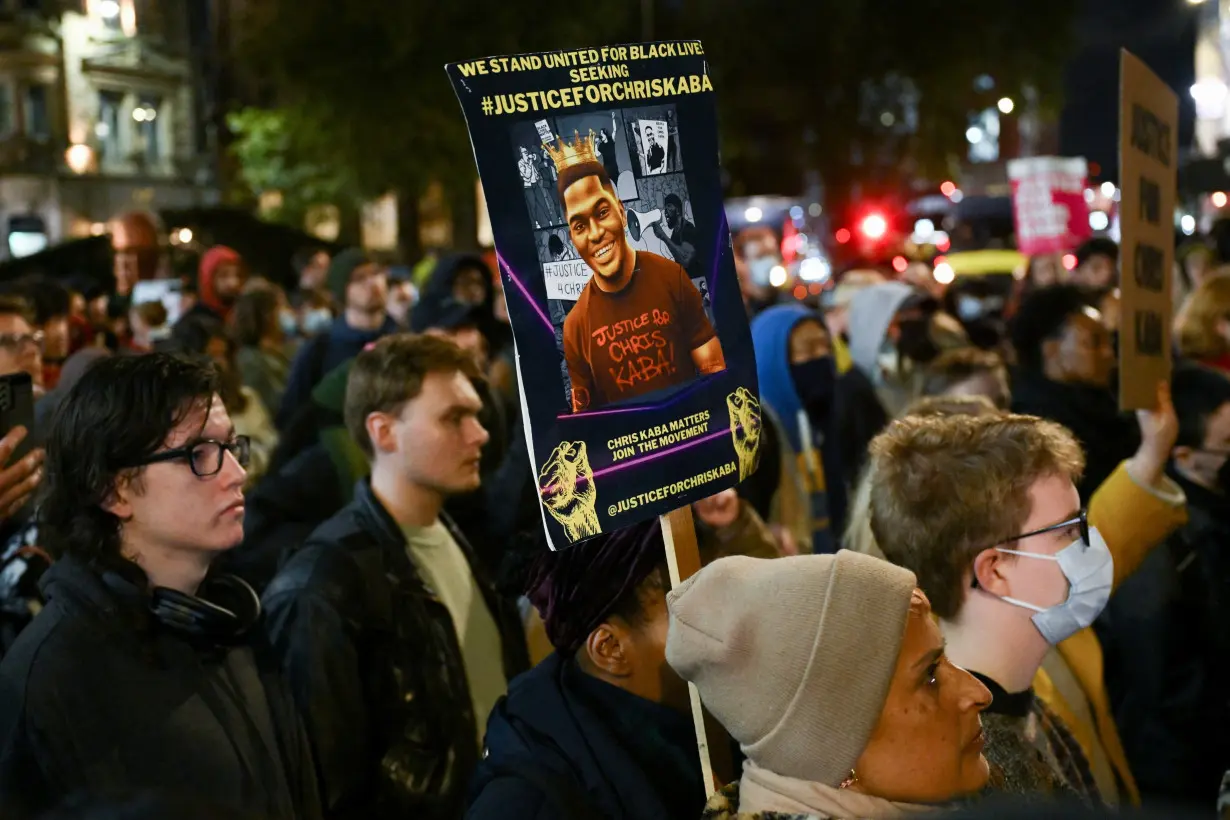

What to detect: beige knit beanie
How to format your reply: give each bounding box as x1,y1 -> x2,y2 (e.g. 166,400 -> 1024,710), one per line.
665,550 -> 917,786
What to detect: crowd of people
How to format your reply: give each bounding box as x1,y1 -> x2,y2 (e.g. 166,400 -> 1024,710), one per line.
0,226 -> 1220,820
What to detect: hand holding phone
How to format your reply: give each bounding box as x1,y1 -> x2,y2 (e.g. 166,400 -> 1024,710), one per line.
0,425 -> 42,520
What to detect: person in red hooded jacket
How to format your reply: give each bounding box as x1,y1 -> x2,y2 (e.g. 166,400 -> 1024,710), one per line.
180,246 -> 247,328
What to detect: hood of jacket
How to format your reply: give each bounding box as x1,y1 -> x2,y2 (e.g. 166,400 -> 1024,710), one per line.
750,304 -> 821,453
410,253 -> 495,334
310,358 -> 354,414
38,552 -> 128,619
198,246 -> 242,320
846,282 -> 916,382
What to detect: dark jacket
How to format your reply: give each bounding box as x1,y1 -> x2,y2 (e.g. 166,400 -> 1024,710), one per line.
467,653 -> 704,820
262,479 -> 529,819
0,555 -> 321,819
276,315 -> 398,429
1099,469 -> 1230,807
1010,374 -> 1139,503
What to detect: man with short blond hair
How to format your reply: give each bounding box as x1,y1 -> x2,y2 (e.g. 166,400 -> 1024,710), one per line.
869,412 -> 1102,802
263,334 -> 527,818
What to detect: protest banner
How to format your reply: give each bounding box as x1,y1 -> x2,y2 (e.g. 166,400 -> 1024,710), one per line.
1118,50 -> 1177,410
446,43 -> 760,552
1007,156 -> 1091,256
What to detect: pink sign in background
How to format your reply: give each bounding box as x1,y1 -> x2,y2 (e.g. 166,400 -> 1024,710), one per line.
1008,157 -> 1092,256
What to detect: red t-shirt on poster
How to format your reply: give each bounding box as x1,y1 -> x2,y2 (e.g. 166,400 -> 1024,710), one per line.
563,250 -> 718,412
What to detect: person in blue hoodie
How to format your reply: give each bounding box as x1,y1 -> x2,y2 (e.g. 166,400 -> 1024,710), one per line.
748,304 -> 860,554
467,519 -> 704,820
275,249 -> 399,429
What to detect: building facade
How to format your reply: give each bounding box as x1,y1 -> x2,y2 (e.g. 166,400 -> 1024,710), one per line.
0,0 -> 217,258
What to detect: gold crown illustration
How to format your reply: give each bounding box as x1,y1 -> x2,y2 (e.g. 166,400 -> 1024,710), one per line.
544,130 -> 599,173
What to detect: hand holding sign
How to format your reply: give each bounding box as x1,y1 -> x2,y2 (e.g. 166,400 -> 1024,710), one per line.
1126,380 -> 1179,489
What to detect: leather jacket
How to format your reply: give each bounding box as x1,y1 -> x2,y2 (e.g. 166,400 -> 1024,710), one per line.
263,479 -> 529,819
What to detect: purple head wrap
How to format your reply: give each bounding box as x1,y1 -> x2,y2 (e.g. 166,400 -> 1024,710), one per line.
525,519 -> 666,654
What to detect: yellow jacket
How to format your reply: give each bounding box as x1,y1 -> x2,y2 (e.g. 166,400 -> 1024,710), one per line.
1033,460 -> 1187,806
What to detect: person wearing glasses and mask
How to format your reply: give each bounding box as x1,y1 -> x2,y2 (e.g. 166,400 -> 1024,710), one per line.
867,384 -> 1182,807
0,354 -> 321,819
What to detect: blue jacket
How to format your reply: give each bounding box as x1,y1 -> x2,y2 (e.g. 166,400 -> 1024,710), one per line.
750,304 -> 847,553
467,653 -> 703,820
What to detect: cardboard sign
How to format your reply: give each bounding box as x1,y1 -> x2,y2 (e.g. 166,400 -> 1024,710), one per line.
1118,50 -> 1177,410
1007,156 -> 1091,256
446,43 -> 759,549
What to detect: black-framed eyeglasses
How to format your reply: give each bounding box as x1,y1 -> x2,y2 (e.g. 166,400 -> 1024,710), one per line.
971,508 -> 1088,590
135,436 -> 250,477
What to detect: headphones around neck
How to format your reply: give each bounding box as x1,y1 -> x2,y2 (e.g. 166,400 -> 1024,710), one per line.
103,568 -> 261,644
149,574 -> 261,643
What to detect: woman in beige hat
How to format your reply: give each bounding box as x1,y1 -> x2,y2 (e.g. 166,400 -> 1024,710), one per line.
667,551 -> 993,819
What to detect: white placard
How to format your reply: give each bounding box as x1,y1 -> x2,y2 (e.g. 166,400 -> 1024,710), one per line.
542,259 -> 593,301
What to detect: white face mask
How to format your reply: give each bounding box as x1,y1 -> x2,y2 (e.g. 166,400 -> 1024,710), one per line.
993,526 -> 1114,645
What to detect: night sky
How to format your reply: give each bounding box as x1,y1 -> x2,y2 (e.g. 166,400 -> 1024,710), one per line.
1059,0 -> 1198,182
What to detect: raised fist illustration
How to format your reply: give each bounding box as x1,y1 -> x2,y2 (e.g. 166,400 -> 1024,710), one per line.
726,387 -> 762,482
538,440 -> 601,540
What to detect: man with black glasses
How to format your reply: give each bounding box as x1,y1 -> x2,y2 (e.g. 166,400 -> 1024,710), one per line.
0,353 -> 320,819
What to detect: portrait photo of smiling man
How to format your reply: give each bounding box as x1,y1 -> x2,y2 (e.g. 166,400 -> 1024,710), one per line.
547,130 -> 726,413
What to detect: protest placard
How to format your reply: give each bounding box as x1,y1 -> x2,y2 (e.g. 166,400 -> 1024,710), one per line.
1118,50 -> 1177,410
446,43 -> 759,551
1007,156 -> 1091,256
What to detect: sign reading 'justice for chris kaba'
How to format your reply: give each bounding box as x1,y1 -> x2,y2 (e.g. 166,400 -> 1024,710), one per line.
1118,49 -> 1177,411
446,42 -> 759,549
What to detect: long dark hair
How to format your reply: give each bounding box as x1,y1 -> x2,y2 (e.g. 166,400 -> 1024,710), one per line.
39,353 -> 219,573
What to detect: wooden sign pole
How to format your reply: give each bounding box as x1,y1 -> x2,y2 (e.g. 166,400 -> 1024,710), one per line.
661,505 -> 735,797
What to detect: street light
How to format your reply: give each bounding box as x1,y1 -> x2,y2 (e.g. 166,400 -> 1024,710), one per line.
98,0 -> 120,18
997,97 -> 1015,115
65,144 -> 93,175
1191,79 -> 1228,120
965,127 -> 982,144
